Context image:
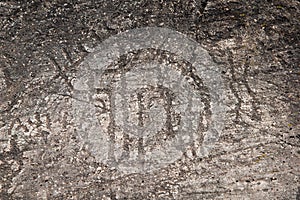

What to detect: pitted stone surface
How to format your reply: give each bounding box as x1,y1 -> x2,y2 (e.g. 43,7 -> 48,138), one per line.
0,1 -> 299,199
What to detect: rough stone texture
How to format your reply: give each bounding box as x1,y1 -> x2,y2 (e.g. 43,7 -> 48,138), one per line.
0,0 -> 299,199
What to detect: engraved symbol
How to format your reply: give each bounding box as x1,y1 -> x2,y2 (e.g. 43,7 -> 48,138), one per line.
72,27 -> 225,174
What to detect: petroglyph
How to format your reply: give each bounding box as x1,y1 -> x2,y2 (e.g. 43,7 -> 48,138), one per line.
72,27 -> 226,173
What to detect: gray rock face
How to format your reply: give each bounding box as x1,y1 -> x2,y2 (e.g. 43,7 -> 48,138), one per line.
0,1 -> 299,199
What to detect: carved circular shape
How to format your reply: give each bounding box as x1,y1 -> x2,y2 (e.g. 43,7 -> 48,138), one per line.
72,27 -> 225,174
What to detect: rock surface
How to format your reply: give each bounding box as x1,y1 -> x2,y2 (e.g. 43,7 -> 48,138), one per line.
0,0 -> 299,199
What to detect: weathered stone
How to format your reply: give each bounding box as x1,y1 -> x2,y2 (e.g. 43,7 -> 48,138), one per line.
0,0 -> 299,199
